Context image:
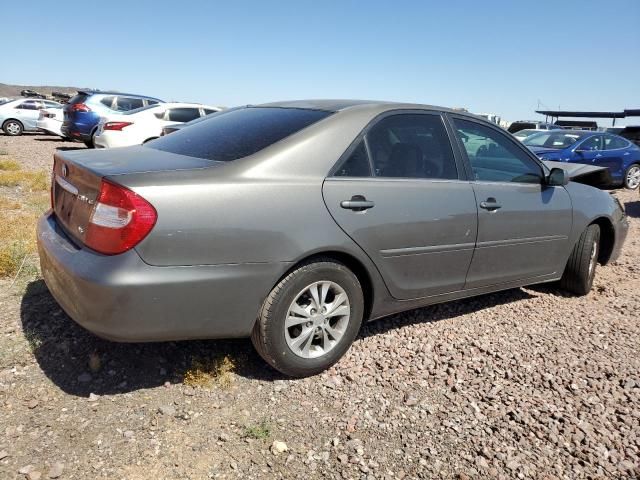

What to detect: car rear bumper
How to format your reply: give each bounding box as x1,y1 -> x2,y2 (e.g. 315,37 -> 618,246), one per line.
94,130 -> 134,149
37,212 -> 288,342
61,125 -> 92,142
37,119 -> 62,137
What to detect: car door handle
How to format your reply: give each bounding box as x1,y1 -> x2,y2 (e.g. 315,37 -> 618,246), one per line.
479,198 -> 502,211
595,153 -> 603,158
341,196 -> 375,211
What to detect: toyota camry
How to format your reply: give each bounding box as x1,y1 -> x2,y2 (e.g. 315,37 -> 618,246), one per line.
37,100 -> 628,377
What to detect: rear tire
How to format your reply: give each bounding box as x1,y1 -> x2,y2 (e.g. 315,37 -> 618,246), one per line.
623,163 -> 640,190
3,120 -> 23,136
560,224 -> 600,295
251,259 -> 364,377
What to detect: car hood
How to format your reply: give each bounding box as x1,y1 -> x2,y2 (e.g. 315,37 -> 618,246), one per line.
543,160 -> 612,187
528,146 -> 564,155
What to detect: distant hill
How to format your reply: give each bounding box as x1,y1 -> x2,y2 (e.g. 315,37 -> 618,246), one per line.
0,83 -> 86,99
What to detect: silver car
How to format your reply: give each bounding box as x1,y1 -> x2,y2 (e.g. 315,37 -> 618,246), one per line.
1,98 -> 62,135
37,100 -> 629,377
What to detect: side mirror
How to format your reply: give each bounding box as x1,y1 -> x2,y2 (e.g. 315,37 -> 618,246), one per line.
547,167 -> 568,186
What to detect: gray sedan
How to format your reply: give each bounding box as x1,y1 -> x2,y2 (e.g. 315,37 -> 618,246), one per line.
37,100 -> 629,377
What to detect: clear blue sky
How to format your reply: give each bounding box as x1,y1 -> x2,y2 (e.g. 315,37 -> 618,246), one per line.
3,0 -> 639,123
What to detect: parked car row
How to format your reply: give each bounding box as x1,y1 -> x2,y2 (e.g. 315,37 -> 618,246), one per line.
1,89 -> 222,149
0,98 -> 63,135
94,102 -> 220,148
521,130 -> 640,189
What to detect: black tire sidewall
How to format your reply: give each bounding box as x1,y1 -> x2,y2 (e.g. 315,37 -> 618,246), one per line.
584,227 -> 600,291
3,120 -> 23,136
263,263 -> 364,377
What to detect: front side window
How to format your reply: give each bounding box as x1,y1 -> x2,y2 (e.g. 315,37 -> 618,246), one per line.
166,108 -> 201,123
148,107 -> 332,162
454,118 -> 543,183
366,114 -> 457,179
577,135 -> 603,151
604,135 -> 628,150
334,140 -> 371,177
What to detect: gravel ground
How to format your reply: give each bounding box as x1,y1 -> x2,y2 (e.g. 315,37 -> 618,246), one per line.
0,134 -> 639,479
0,133 -> 81,171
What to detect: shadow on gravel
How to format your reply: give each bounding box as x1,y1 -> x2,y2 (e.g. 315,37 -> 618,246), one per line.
624,201 -> 640,218
21,280 -> 535,397
55,146 -> 85,152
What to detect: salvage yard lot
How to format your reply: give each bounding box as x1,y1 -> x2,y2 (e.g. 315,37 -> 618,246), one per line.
0,134 -> 639,479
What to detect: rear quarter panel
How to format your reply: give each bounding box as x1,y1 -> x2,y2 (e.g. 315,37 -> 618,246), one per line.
128,168 -> 366,267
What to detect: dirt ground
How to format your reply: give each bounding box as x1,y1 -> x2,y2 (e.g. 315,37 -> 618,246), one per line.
0,134 -> 639,480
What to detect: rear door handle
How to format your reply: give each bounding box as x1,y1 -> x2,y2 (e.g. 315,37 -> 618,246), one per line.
479,198 -> 502,211
341,195 -> 375,211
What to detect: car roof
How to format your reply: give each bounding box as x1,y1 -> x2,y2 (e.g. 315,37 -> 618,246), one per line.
78,90 -> 162,100
256,99 -> 462,114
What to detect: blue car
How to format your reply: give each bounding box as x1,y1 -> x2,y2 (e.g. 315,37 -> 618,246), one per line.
62,90 -> 163,148
523,130 -> 640,189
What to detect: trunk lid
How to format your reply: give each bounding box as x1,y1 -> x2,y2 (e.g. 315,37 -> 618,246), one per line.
52,146 -> 217,246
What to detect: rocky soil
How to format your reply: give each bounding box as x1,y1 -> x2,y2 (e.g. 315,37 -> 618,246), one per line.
0,134 -> 639,479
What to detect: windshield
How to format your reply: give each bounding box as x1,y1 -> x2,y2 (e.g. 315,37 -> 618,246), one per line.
148,107 -> 333,161
523,131 -> 585,149
513,129 -> 537,139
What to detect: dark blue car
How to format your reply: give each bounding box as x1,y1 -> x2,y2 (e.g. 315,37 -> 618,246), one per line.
62,90 -> 163,148
523,130 -> 640,189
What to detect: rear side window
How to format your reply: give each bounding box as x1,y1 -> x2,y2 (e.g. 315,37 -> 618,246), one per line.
17,100 -> 39,110
334,140 -> 371,177
367,114 -> 458,179
100,96 -> 115,108
115,97 -> 144,111
604,135 -> 628,150
166,108 -> 201,123
203,108 -> 218,115
148,107 -> 332,161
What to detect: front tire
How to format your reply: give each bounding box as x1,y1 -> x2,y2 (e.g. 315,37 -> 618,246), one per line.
251,259 -> 364,377
3,120 -> 23,136
623,163 -> 640,190
560,224 -> 600,295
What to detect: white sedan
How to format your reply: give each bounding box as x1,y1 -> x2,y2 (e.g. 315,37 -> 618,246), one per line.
94,102 -> 221,148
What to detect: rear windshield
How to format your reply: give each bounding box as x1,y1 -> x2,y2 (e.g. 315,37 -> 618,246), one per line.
147,107 -> 332,161
67,93 -> 89,105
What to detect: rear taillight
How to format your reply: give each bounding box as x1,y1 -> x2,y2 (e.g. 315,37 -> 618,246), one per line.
50,159 -> 56,209
84,179 -> 157,255
103,121 -> 133,131
70,103 -> 91,112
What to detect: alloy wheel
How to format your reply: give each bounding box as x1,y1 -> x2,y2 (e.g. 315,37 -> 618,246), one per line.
284,281 -> 350,359
5,122 -> 21,135
626,165 -> 640,189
